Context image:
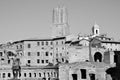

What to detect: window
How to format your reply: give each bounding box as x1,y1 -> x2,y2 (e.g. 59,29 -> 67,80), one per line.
0,52 -> 3,56
66,60 -> 69,63
24,73 -> 26,77
62,58 -> 64,62
28,44 -> 31,48
114,54 -> 118,63
28,60 -> 30,63
111,48 -> 112,51
37,59 -> 40,63
56,59 -> 58,62
51,42 -> 53,45
28,52 -> 31,56
29,73 -> 32,77
3,73 -> 5,78
46,60 -> 48,63
20,45 -> 22,48
17,45 -> 19,49
56,41 -> 58,45
39,73 -> 41,77
50,53 -> 52,56
96,30 -> 98,34
46,41 -> 48,45
8,60 -> 10,64
42,41 -> 44,46
60,53 -> 62,56
46,52 -> 48,56
42,60 -> 44,63
48,72 -> 50,77
81,69 -> 86,79
44,72 -> 45,77
8,73 -> 11,77
37,42 -> 40,46
54,72 -> 56,77
19,73 -> 21,77
34,73 -> 36,77
62,41 -> 64,44
56,54 -> 58,57
51,72 -> 53,77
37,52 -> 40,56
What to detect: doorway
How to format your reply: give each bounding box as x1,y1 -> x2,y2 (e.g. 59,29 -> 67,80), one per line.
94,52 -> 102,62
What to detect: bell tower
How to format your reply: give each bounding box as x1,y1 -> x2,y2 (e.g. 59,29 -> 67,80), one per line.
52,6 -> 70,37
92,23 -> 100,36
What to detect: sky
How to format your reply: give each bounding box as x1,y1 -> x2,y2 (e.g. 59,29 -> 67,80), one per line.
0,0 -> 120,43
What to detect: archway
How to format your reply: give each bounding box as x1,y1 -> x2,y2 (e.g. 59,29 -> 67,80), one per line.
94,52 -> 102,62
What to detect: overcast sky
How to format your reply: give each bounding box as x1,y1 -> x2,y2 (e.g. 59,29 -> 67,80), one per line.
0,0 -> 120,43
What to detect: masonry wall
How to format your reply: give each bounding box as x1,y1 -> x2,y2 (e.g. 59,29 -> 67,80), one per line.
68,46 -> 89,63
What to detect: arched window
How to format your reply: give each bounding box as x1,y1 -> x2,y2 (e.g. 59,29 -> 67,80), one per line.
29,73 -> 31,77
34,73 -> 36,77
96,30 -> 98,34
8,73 -> 11,78
3,73 -> 5,78
48,72 -> 50,77
62,58 -> 64,62
94,52 -> 102,62
24,73 -> 26,77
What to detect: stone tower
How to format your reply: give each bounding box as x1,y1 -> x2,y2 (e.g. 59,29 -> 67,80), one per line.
92,23 -> 100,36
52,6 -> 70,37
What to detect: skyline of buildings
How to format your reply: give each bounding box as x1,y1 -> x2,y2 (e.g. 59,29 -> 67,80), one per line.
0,5 -> 120,80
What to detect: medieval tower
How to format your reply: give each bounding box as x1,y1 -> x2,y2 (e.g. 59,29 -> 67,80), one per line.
52,6 -> 70,37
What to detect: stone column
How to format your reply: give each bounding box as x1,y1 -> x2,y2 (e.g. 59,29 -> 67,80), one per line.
110,51 -> 114,65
